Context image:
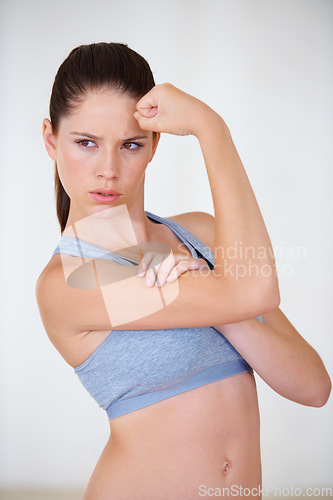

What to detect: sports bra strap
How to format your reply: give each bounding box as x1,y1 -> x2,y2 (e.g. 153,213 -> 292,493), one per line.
52,211 -> 215,269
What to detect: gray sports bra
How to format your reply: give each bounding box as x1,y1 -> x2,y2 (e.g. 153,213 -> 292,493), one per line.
52,211 -> 262,419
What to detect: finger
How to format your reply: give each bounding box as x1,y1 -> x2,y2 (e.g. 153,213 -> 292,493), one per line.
154,255 -> 178,287
134,89 -> 159,126
154,257 -> 195,285
154,253 -> 178,287
145,255 -> 164,287
137,263 -> 146,277
184,258 -> 209,271
165,258 -> 208,283
134,107 -> 158,119
137,252 -> 154,278
196,258 -> 210,270
134,111 -> 160,132
136,86 -> 159,111
166,260 -> 192,282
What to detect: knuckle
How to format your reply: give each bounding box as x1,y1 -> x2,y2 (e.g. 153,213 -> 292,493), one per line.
177,260 -> 190,269
199,258 -> 209,269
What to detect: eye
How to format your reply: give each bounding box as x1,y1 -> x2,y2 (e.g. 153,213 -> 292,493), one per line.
76,139 -> 95,148
122,142 -> 143,150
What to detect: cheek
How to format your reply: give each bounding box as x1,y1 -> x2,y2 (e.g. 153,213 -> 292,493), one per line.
125,148 -> 150,172
57,145 -> 84,171
136,147 -> 154,169
130,156 -> 150,181
56,149 -> 88,195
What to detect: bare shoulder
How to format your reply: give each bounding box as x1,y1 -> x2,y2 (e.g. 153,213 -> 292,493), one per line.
35,257 -> 60,307
167,211 -> 215,251
35,257 -> 72,338
36,255 -> 112,335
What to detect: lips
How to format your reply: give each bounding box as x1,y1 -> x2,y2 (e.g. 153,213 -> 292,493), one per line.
89,188 -> 122,204
90,188 -> 121,196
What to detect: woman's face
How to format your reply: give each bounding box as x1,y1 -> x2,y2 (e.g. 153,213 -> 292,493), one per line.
43,89 -> 160,224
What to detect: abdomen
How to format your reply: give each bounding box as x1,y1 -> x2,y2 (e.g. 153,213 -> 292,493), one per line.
83,371 -> 261,499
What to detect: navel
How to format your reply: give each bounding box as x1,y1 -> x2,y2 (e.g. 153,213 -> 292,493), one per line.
222,459 -> 232,475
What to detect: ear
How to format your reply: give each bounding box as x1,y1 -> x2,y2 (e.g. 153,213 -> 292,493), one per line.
42,118 -> 57,161
148,132 -> 160,163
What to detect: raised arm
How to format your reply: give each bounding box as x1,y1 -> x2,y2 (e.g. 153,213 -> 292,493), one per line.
135,84 -> 278,288
36,84 -> 280,334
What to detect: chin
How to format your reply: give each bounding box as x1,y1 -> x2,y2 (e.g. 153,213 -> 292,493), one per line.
89,201 -> 128,218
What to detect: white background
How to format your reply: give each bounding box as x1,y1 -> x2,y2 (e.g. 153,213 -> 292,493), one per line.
0,0 -> 332,492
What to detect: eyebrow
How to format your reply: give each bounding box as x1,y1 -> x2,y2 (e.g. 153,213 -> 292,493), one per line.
70,132 -> 149,141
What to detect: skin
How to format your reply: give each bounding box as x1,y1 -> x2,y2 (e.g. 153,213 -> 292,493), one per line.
149,214 -> 331,408
43,90 -> 161,245
39,85 -> 331,499
39,85 -> 281,340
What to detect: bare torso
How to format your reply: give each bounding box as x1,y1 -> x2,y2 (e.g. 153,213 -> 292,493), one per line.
84,372 -> 261,499
44,216 -> 262,499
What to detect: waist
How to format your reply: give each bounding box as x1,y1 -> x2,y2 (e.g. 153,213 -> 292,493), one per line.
88,373 -> 262,499
109,370 -> 259,447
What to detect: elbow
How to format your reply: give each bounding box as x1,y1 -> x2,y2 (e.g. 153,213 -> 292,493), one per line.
226,278 -> 281,320
251,259 -> 281,311
286,375 -> 331,408
309,375 -> 332,408
297,370 -> 332,408
263,283 -> 281,313
263,272 -> 281,307
250,277 -> 281,317
219,271 -> 280,320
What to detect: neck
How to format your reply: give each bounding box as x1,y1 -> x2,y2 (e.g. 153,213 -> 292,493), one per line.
64,203 -> 159,252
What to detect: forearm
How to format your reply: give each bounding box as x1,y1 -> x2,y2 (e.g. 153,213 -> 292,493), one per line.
214,315 -> 331,407
194,109 -> 279,304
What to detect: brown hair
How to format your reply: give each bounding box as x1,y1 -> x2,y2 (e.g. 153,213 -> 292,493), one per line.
49,42 -> 156,232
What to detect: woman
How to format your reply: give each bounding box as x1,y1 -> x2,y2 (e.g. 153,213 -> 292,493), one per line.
36,43 -> 331,499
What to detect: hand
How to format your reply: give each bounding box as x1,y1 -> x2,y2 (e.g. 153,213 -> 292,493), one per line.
137,251 -> 210,287
133,83 -> 214,137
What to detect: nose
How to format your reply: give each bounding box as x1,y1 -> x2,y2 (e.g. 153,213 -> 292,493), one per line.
96,149 -> 120,180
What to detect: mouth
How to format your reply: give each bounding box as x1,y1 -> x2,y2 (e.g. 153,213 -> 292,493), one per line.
89,190 -> 122,204
91,188 -> 121,195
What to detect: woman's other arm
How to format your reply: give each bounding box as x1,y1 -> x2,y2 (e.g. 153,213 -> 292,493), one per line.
215,310 -> 331,407
168,211 -> 331,408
